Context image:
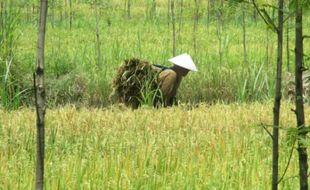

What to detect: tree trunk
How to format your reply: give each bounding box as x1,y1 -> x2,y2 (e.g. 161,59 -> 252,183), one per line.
0,2 -> 3,31
60,1 -> 63,23
242,4 -> 247,65
171,0 -> 176,56
35,0 -> 48,189
26,2 -> 30,22
210,0 -> 215,17
220,0 -> 224,28
286,17 -> 290,72
65,0 -> 68,22
178,0 -> 183,35
253,5 -> 257,22
295,1 -> 308,189
51,0 -> 55,28
127,0 -> 131,19
69,0 -> 72,29
167,0 -> 170,27
207,0 -> 210,33
193,0 -> 199,56
95,3 -> 101,67
217,6 -> 222,65
272,1 -> 283,189
152,0 -> 156,18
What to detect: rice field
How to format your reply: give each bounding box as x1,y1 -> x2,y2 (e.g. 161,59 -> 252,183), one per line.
1,102 -> 309,189
2,0 -> 310,108
2,1 -> 310,189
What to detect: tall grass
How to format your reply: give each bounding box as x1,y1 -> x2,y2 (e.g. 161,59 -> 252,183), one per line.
3,1 -> 310,108
0,102 -> 309,189
0,1 -> 24,109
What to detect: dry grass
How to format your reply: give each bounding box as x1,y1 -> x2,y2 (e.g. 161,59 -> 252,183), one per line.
0,102 -> 309,189
110,58 -> 161,109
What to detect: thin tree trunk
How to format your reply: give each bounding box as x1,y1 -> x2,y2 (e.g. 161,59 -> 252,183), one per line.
167,0 -> 170,27
69,0 -> 72,29
178,0 -> 183,35
272,1 -> 283,189
266,28 -> 269,65
193,0 -> 199,56
26,2 -> 30,22
171,0 -> 176,56
35,0 -> 48,189
32,3 -> 35,14
207,0 -> 210,33
0,2 -> 3,31
217,7 -> 222,65
51,0 -> 54,28
295,1 -> 308,189
152,0 -> 156,18
286,17 -> 290,72
242,5 -> 247,65
220,0 -> 224,29
127,0 -> 131,19
253,5 -> 257,22
65,0 -> 67,22
210,0 -> 215,17
60,1 -> 63,23
95,3 -> 101,67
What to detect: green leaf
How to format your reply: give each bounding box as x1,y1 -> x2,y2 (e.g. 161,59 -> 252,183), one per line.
286,127 -> 298,146
289,0 -> 297,11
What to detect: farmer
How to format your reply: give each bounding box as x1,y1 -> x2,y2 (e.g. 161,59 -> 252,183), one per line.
154,53 -> 198,106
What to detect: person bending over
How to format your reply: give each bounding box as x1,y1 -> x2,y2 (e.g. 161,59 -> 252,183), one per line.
154,53 -> 198,107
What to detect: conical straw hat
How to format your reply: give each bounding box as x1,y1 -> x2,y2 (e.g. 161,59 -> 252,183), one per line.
168,53 -> 197,72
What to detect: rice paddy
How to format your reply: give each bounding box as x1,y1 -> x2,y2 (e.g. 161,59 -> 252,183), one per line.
2,1 -> 310,189
1,102 -> 309,189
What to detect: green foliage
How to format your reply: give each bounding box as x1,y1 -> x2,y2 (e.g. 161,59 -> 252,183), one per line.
1,0 -> 310,108
0,1 -> 22,109
137,73 -> 163,107
289,0 -> 310,11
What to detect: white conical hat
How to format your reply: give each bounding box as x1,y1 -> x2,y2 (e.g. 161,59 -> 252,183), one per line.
168,53 -> 198,72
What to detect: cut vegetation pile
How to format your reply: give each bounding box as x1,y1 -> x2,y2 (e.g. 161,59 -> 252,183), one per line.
110,58 -> 162,108
284,70 -> 310,102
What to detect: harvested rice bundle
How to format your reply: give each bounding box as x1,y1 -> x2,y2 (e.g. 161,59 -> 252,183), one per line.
110,58 -> 163,108
284,70 -> 310,102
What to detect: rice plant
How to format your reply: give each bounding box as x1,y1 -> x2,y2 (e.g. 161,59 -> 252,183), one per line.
1,102 -> 309,189
0,1 -> 24,109
1,0 -> 310,108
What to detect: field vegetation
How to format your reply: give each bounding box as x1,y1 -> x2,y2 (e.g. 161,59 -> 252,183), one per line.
1,0 -> 310,189
1,0 -> 310,108
1,102 -> 310,189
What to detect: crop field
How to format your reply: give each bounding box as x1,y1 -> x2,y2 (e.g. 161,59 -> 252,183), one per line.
1,0 -> 310,189
1,0 -> 310,108
1,102 -> 310,189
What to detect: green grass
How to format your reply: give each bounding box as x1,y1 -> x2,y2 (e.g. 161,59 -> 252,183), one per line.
2,0 -> 310,108
2,2 -> 310,189
0,102 -> 309,189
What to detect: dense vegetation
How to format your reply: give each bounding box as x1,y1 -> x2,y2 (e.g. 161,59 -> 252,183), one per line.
2,0 -> 310,108
1,102 -> 309,189
2,1 -> 310,189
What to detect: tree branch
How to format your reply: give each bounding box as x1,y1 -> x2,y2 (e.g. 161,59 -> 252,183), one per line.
303,35 -> 310,40
278,138 -> 296,184
260,123 -> 274,140
283,11 -> 295,24
261,8 -> 279,33
252,0 -> 278,33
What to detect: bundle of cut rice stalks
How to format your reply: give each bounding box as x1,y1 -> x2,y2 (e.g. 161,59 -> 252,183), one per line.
109,58 -> 163,108
284,70 -> 310,102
